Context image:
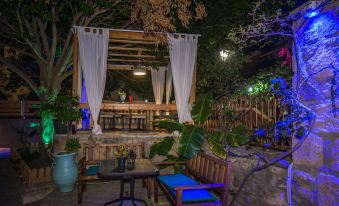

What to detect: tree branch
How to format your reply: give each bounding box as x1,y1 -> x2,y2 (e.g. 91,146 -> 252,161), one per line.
37,19 -> 50,58
49,7 -> 57,72
0,55 -> 39,96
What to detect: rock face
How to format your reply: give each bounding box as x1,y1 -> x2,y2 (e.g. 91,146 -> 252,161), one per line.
291,1 -> 339,206
228,149 -> 288,206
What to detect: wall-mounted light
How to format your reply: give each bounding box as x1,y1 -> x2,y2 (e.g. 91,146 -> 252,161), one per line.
304,1 -> 320,18
220,49 -> 230,61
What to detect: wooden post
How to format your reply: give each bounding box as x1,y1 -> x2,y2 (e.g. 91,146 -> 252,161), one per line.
72,33 -> 79,97
189,65 -> 196,104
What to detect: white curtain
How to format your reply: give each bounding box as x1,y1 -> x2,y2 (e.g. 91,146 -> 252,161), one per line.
77,27 -> 109,135
167,34 -> 198,123
165,64 -> 173,105
151,67 -> 166,104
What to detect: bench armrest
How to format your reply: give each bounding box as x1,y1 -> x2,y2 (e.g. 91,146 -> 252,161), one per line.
78,157 -> 86,176
173,183 -> 224,191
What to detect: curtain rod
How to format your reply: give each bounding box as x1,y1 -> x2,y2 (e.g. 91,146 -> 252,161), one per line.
72,25 -> 201,37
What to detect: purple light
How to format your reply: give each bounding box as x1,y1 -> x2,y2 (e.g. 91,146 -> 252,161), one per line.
0,148 -> 11,158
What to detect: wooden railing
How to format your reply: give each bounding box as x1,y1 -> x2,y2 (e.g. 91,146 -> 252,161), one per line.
81,101 -> 177,131
203,94 -> 291,150
0,100 -> 39,118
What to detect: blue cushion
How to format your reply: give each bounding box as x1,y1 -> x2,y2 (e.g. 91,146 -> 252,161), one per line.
85,165 -> 99,176
158,174 -> 218,203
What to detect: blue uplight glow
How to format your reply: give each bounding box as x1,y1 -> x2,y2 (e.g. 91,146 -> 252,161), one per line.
305,9 -> 319,18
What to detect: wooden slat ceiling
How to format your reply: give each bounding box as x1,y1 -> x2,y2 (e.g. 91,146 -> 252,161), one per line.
108,30 -> 169,70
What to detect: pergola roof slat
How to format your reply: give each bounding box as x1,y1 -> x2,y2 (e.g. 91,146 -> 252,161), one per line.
108,58 -> 162,63
108,53 -> 169,59
108,46 -> 151,52
109,39 -> 159,45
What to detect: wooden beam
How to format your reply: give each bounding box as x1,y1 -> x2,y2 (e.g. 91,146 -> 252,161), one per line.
72,33 -> 79,96
109,30 -> 165,41
108,53 -> 169,59
107,58 -> 162,63
109,39 -> 158,45
109,46 -> 150,52
107,65 -> 133,70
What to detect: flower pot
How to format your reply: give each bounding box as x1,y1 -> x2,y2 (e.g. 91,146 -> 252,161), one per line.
117,157 -> 127,172
52,152 -> 78,192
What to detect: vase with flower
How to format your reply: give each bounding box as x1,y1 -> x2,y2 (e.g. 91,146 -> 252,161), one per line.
114,144 -> 129,172
117,89 -> 126,103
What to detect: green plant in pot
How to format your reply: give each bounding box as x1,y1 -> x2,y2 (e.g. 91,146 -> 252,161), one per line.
114,144 -> 129,172
64,138 -> 81,153
150,94 -> 222,164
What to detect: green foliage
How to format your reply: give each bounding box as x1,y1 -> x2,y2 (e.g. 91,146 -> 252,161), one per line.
178,125 -> 204,159
64,138 -> 81,153
236,64 -> 293,96
153,121 -> 184,131
149,137 -> 175,159
191,93 -> 212,125
53,95 -> 82,125
150,94 -> 212,160
226,125 -> 249,147
207,132 -> 227,159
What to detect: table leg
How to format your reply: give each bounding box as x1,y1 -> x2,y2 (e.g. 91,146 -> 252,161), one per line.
154,177 -> 158,203
130,177 -> 147,206
103,177 -> 147,206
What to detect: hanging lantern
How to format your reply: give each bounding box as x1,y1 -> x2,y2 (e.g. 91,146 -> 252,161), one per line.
127,150 -> 136,170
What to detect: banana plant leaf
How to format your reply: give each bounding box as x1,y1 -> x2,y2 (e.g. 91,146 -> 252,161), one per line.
149,137 -> 175,159
153,120 -> 184,131
191,93 -> 213,125
227,125 -> 249,147
177,125 -> 204,159
208,132 -> 227,159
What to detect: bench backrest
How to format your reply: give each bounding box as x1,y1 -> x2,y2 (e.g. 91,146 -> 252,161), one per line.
83,143 -> 144,164
187,152 -> 232,186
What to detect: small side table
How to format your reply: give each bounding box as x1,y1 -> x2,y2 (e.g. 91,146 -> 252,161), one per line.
98,159 -> 159,206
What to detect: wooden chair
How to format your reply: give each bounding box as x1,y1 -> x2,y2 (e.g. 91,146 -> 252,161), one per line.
155,153 -> 232,206
77,143 -> 145,204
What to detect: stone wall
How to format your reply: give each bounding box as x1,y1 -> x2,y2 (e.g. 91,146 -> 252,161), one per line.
230,152 -> 288,206
291,1 -> 339,206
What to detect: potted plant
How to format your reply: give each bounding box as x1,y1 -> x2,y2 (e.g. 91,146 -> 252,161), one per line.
52,138 -> 81,193
114,144 -> 129,172
117,89 -> 126,103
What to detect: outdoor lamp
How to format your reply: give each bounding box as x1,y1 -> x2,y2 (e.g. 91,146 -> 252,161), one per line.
133,66 -> 146,76
304,1 -> 320,18
220,49 -> 230,61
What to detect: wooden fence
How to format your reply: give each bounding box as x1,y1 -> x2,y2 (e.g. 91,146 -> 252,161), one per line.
203,94 -> 291,150
11,143 -> 52,185
0,100 -> 39,118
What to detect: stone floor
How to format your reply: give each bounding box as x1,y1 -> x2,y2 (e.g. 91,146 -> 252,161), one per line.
0,158 -> 22,206
0,158 -> 170,206
39,181 -> 169,206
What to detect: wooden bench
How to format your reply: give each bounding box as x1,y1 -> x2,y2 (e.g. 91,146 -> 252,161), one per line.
156,153 -> 232,206
77,143 -> 146,204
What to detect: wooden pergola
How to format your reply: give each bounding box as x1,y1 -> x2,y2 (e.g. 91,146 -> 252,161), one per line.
72,28 -> 196,104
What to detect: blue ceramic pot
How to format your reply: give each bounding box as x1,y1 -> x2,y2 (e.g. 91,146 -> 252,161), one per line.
52,152 -> 78,192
